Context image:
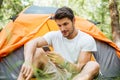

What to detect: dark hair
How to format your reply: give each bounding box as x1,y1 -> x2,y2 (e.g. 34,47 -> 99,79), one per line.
54,6 -> 74,21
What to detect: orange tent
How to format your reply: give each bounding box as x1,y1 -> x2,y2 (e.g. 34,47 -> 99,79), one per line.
0,6 -> 120,59
0,5 -> 120,79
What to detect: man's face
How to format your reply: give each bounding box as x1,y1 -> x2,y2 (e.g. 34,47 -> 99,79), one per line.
55,18 -> 75,38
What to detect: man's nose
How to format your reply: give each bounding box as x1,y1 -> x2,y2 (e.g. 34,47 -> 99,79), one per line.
61,26 -> 65,31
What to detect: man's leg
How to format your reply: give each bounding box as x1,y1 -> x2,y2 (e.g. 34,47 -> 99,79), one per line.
32,48 -> 49,70
17,48 -> 49,80
31,48 -> 70,80
72,61 -> 99,80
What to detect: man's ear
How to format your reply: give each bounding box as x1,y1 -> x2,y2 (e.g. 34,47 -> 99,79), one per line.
73,18 -> 75,24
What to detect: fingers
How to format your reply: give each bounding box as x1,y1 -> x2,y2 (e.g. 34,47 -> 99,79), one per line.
47,54 -> 54,60
21,65 -> 25,73
47,52 -> 58,57
21,64 -> 28,77
47,54 -> 54,58
26,69 -> 33,80
25,66 -> 32,77
47,54 -> 56,61
20,63 -> 33,80
48,52 -> 56,54
23,69 -> 28,77
47,54 -> 56,64
21,64 -> 27,76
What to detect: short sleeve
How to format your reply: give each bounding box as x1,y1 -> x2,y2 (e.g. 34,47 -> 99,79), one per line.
43,31 -> 55,46
81,36 -> 97,52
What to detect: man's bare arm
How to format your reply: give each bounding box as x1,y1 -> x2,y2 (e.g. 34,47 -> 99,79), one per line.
47,51 -> 92,74
65,52 -> 92,73
19,37 -> 48,80
75,51 -> 92,73
24,37 -> 48,62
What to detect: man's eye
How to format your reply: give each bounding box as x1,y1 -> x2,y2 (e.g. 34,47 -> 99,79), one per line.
63,23 -> 68,26
58,25 -> 61,27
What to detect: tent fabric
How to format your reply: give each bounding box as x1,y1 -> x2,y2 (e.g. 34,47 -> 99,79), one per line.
0,46 -> 24,80
0,12 -> 120,59
0,5 -> 120,79
94,40 -> 120,77
23,6 -> 57,14
0,40 -> 120,80
0,39 -> 120,79
74,17 -> 120,57
0,14 -> 58,58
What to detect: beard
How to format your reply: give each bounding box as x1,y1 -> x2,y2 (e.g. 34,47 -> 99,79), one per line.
62,25 -> 75,38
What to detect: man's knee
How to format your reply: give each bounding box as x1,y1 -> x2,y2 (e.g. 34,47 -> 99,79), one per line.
87,61 -> 99,68
72,61 -> 99,80
86,61 -> 100,74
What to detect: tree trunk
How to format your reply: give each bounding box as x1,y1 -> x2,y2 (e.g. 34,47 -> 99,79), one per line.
109,0 -> 120,48
0,0 -> 3,8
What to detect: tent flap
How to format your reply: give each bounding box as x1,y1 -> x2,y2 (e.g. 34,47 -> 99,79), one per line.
0,5 -> 120,58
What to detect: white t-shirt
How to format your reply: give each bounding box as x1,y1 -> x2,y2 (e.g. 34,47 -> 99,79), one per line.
43,30 -> 97,63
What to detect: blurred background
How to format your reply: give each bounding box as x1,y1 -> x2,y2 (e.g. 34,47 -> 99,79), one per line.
0,0 -> 120,43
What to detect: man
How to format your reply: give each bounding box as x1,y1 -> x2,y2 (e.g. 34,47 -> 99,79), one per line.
18,6 -> 99,80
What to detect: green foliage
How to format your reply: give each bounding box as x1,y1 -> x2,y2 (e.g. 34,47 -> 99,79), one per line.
0,0 -> 33,30
1,0 -> 118,39
51,0 -> 112,39
117,0 -> 120,24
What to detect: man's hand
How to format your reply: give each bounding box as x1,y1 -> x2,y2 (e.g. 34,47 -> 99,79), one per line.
20,62 -> 33,80
47,52 -> 65,66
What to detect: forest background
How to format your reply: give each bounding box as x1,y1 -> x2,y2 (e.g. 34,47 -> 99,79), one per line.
0,0 -> 120,47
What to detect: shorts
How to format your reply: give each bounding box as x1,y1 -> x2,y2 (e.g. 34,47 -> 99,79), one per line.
34,61 -> 72,80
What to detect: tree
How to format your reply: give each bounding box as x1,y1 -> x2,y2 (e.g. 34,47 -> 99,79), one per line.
0,0 -> 33,31
0,0 -> 3,8
109,0 -> 120,48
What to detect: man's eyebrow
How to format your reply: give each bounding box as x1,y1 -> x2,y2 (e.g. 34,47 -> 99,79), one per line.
63,22 -> 68,25
57,24 -> 61,26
